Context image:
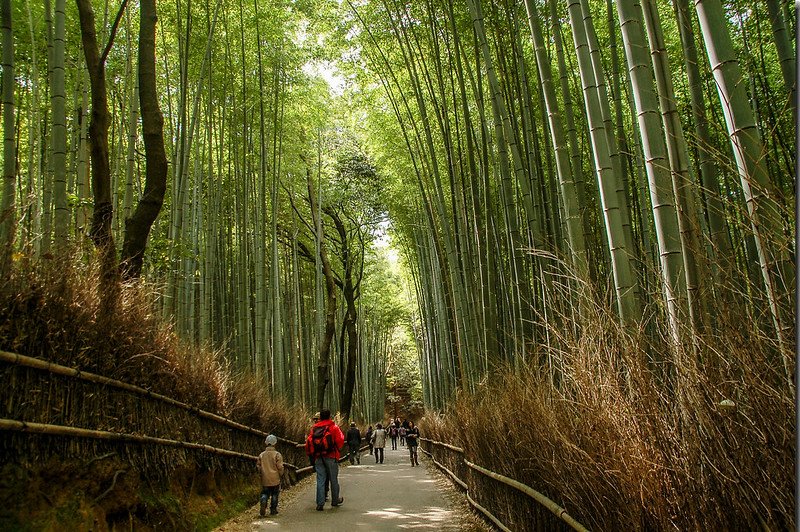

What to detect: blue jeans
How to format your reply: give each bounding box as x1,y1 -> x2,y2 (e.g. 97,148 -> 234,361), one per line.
314,457 -> 340,506
260,485 -> 279,512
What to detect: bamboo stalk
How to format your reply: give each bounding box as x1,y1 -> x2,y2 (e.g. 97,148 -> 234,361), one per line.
464,459 -> 588,532
0,350 -> 304,446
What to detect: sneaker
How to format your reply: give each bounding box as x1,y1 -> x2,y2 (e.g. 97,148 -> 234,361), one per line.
270,509 -> 278,515
332,497 -> 344,507
316,505 -> 324,511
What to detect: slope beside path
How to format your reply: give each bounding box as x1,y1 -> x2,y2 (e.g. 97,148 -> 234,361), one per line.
215,444 -> 488,531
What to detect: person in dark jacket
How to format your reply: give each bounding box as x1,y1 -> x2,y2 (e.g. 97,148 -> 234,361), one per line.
346,422 -> 362,464
365,425 -> 374,455
406,421 -> 420,467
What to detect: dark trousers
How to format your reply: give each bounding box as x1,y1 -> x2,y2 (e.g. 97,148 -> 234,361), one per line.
390,436 -> 398,450
348,444 -> 361,464
260,485 -> 280,512
374,447 -> 384,463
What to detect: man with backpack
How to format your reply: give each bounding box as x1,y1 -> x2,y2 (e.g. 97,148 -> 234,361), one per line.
305,409 -> 345,511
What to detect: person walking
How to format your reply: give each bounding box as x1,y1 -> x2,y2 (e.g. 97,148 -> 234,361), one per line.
346,422 -> 362,464
398,425 -> 407,446
389,422 -> 398,450
407,421 -> 420,467
309,412 -> 330,500
365,425 -> 374,455
257,434 -> 285,516
305,409 -> 345,511
370,423 -> 387,464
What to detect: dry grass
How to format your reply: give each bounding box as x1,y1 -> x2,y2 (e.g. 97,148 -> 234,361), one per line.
0,253 -> 308,443
423,296 -> 794,530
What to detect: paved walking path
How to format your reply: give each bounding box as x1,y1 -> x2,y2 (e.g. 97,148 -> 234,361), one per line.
216,445 -> 468,530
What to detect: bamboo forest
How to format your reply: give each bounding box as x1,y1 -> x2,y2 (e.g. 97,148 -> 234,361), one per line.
0,0 -> 795,529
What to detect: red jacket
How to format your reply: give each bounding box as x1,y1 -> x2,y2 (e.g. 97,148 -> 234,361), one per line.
306,419 -> 345,460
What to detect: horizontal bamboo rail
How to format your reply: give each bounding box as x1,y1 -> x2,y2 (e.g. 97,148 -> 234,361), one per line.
419,445 -> 468,490
0,418 -> 311,472
420,436 -> 464,453
0,418 -> 258,461
466,492 -> 513,532
465,459 -> 589,532
420,442 -> 512,530
422,438 -> 589,532
0,350 -> 304,447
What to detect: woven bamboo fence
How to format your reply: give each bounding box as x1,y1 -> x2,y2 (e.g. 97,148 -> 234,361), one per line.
421,437 -> 588,532
0,351 -> 309,484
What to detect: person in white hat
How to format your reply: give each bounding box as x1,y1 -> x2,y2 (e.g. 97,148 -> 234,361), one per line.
257,434 -> 284,516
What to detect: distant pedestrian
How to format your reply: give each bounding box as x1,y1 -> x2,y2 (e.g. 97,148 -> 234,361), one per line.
398,425 -> 407,446
257,434 -> 285,516
365,425 -> 374,455
371,423 -> 387,464
389,423 -> 398,450
346,422 -> 362,464
305,409 -> 345,511
407,421 -> 420,467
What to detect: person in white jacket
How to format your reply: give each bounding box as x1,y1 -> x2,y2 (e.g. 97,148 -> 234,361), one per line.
370,423 -> 387,464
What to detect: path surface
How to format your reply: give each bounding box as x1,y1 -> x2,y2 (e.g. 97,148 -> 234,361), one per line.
215,445 -> 490,531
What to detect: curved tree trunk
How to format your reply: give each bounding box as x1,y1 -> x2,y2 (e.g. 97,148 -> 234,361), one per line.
307,166 -> 337,411
76,0 -> 120,304
120,0 -> 168,279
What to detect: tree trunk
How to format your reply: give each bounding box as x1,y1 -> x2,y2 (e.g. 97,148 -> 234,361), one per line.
0,0 -> 15,270
76,0 -> 119,303
120,0 -> 167,279
307,166 -> 337,411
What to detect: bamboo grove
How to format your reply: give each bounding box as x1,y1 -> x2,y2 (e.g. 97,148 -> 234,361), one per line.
0,0 -> 795,416
333,0 -> 795,408
0,0 -> 418,423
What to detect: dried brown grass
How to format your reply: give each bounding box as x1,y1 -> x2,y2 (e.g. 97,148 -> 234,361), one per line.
423,296 -> 794,530
0,253 -> 307,443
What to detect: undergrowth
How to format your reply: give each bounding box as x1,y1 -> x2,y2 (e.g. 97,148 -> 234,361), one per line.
0,255 -> 310,529
0,254 -> 309,440
423,296 -> 795,530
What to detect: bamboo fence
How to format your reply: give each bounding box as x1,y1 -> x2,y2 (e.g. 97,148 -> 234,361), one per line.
421,437 -> 589,532
0,351 -> 310,482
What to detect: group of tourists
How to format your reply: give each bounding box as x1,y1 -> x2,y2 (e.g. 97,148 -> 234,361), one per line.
254,411 -> 421,517
364,418 -> 420,466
